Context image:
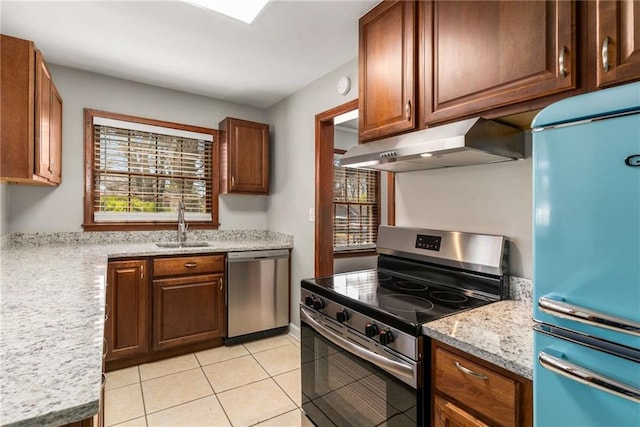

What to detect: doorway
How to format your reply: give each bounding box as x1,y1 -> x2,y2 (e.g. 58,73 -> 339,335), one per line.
314,99 -> 395,277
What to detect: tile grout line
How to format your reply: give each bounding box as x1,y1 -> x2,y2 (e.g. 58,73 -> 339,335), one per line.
198,354 -> 234,426
106,335 -> 302,426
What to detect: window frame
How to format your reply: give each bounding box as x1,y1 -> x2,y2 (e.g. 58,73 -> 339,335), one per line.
333,148 -> 380,258
83,108 -> 220,231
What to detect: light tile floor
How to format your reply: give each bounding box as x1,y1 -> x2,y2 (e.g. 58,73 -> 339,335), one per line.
105,333 -> 313,427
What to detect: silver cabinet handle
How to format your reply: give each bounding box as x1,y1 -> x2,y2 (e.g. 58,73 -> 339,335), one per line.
103,337 -> 108,359
301,307 -> 416,384
538,296 -> 640,336
601,36 -> 610,72
455,361 -> 488,380
231,176 -> 235,187
104,303 -> 109,322
140,264 -> 144,280
184,262 -> 197,268
405,100 -> 411,121
539,351 -> 640,403
559,46 -> 567,78
219,278 -> 223,291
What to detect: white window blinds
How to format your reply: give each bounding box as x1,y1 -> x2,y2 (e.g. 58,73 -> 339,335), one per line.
92,120 -> 213,222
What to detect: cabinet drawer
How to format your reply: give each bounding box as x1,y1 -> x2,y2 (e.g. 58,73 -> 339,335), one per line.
153,255 -> 224,277
434,347 -> 518,427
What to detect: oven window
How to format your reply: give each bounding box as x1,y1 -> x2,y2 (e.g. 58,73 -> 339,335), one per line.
301,322 -> 421,426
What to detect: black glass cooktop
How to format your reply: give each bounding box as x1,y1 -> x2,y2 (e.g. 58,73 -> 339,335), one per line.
302,268 -> 497,334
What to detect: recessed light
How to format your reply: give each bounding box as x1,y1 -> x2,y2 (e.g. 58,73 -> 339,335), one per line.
186,0 -> 270,24
420,153 -> 433,158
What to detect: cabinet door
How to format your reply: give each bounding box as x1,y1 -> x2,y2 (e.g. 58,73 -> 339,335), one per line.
152,273 -> 225,350
434,395 -> 490,427
34,49 -> 52,182
105,260 -> 148,361
359,0 -> 416,142
596,0 -> 640,87
48,82 -> 62,184
222,118 -> 269,194
422,0 -> 576,125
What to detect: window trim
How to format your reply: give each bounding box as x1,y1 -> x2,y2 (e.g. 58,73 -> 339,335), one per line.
83,108 -> 220,231
332,148 -> 381,256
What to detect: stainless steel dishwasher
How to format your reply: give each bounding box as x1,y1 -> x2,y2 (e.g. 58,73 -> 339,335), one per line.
226,249 -> 290,344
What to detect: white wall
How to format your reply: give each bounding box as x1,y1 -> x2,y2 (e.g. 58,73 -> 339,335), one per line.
266,58 -> 359,327
0,183 -> 8,235
7,65 -> 268,232
396,158 -> 533,278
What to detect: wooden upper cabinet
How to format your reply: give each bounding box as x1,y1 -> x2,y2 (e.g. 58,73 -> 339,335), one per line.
0,35 -> 63,186
359,0 -> 416,142
595,0 -> 640,88
35,50 -> 63,184
219,117 -> 269,194
421,0 -> 577,125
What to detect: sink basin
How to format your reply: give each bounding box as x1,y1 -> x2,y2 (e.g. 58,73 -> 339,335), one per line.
156,241 -> 209,248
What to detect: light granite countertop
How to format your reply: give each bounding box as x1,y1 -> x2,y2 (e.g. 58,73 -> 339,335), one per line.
422,277 -> 534,380
0,230 -> 292,427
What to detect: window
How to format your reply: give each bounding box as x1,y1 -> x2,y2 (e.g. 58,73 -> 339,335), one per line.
83,109 -> 219,231
333,149 -> 380,253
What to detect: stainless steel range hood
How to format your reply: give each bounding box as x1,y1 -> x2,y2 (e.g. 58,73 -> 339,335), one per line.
336,117 -> 525,172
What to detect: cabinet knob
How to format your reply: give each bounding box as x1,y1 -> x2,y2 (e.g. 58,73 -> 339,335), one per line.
558,46 -> 567,78
601,36 -> 610,72
405,100 -> 411,121
219,278 -> 223,291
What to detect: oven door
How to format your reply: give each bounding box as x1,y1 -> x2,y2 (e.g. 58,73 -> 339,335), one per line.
300,306 -> 424,427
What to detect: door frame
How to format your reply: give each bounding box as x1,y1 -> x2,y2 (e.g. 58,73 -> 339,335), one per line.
314,99 -> 395,277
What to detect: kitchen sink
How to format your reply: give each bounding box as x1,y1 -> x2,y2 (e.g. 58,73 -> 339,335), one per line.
155,241 -> 209,248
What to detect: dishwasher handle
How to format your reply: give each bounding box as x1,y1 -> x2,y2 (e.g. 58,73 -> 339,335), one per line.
227,249 -> 289,262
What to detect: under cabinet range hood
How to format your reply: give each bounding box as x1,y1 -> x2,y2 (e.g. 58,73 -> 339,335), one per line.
337,117 -> 525,172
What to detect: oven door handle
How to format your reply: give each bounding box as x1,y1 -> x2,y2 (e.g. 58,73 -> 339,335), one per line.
301,307 -> 416,383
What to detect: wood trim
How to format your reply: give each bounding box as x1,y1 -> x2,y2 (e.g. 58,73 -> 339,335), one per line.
387,172 -> 395,226
83,109 -> 220,231
334,250 -> 377,259
315,99 -> 358,277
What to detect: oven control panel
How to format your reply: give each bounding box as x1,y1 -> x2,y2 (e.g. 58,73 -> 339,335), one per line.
415,234 -> 442,251
301,291 -> 418,361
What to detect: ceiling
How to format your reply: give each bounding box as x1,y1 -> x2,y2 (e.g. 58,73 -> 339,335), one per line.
1,0 -> 378,109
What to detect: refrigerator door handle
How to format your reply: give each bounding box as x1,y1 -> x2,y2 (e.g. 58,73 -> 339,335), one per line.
539,351 -> 640,404
538,296 -> 640,337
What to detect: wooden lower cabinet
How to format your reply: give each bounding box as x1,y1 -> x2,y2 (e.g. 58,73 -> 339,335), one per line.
434,395 -> 489,427
105,254 -> 226,371
432,341 -> 532,427
105,260 -> 148,361
152,273 -> 225,350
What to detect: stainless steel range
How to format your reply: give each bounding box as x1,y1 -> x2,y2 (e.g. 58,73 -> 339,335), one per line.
300,226 -> 509,426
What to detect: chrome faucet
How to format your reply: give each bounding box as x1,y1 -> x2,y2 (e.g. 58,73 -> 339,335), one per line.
177,200 -> 188,243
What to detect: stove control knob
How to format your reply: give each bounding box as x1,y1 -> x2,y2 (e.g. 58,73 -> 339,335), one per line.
364,323 -> 379,338
313,298 -> 325,311
379,329 -> 394,346
304,295 -> 314,307
336,309 -> 349,323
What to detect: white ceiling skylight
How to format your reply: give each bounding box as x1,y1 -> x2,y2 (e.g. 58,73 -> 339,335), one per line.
186,0 -> 270,24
